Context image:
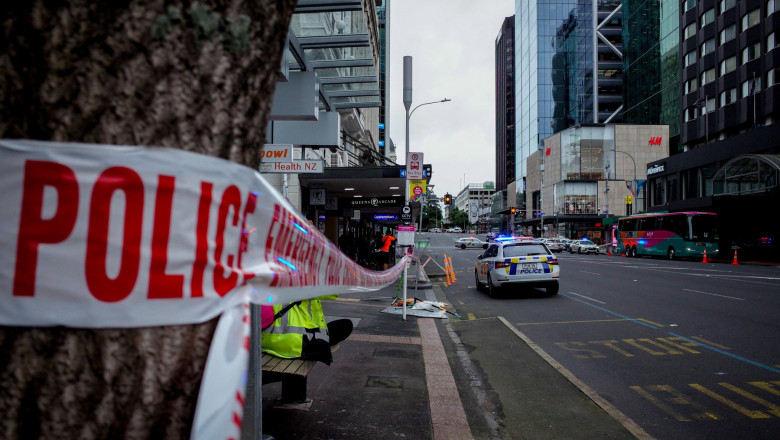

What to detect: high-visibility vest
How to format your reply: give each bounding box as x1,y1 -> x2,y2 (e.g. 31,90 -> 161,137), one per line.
261,297 -> 332,359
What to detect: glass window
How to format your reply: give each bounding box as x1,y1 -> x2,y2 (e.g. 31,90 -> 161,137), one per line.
721,0 -> 736,12
720,87 -> 737,106
742,9 -> 760,32
701,8 -> 715,28
684,106 -> 697,121
684,22 -> 697,40
742,42 -> 761,64
700,38 -> 715,56
769,68 -> 778,87
503,243 -> 550,257
770,0 -> 779,15
742,77 -> 762,96
685,77 -> 699,94
705,96 -> 716,113
700,67 -> 716,85
684,0 -> 697,11
685,50 -> 697,67
720,24 -> 736,44
720,56 -> 737,75
768,32 -> 778,52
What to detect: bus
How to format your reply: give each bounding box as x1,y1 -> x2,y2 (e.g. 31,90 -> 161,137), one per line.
616,212 -> 719,259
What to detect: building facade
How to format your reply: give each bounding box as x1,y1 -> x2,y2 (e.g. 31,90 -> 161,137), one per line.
513,0 -> 624,211
496,16 -> 516,197
521,124 -> 668,242
623,0 -> 681,154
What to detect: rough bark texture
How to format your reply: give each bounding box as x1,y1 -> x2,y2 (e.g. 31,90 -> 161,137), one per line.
0,1 -> 295,438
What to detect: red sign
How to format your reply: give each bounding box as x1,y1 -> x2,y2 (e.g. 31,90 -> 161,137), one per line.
648,137 -> 662,145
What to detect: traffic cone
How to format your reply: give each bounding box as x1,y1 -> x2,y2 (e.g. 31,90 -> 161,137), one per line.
607,246 -> 612,256
448,256 -> 457,282
702,249 -> 708,263
443,254 -> 452,286
732,249 -> 739,265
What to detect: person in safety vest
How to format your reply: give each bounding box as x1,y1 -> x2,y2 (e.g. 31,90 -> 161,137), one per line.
261,295 -> 353,365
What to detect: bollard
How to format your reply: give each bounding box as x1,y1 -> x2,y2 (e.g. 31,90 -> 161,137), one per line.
443,254 -> 452,286
448,256 -> 457,282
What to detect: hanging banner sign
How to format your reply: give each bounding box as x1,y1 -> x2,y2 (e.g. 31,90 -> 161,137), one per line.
259,160 -> 323,173
0,139 -> 410,440
408,179 -> 426,202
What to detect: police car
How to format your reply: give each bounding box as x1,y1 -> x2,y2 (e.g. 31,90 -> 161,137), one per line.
455,237 -> 488,249
474,238 -> 560,296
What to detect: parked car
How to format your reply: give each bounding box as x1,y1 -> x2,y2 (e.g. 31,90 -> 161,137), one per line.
569,239 -> 600,254
544,238 -> 566,253
455,237 -> 488,249
428,227 -> 441,233
475,240 -> 560,296
450,226 -> 463,233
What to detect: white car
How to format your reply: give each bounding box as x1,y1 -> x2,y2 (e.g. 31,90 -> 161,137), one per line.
428,227 -> 441,233
475,240 -> 560,296
455,237 -> 488,249
569,239 -> 600,254
450,226 -> 463,233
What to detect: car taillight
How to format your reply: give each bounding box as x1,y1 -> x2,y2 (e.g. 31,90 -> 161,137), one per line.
494,262 -> 510,269
547,258 -> 558,266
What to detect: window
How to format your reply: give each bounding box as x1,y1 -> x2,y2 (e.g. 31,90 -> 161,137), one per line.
684,22 -> 697,40
685,77 -> 699,94
720,87 -> 737,106
768,68 -> 778,87
684,0 -> 696,12
720,24 -> 736,44
742,9 -> 760,32
720,56 -> 737,75
742,42 -> 761,64
684,106 -> 697,122
770,0 -> 780,15
700,38 -> 715,56
721,0 -> 736,13
700,68 -> 716,85
742,77 -> 762,96
769,32 -> 778,52
685,50 -> 697,67
700,8 -> 715,28
704,97 -> 716,114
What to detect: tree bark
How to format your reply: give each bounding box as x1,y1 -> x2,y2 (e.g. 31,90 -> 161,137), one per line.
0,1 -> 295,438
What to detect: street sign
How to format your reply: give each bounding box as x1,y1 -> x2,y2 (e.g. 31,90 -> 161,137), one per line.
406,152 -> 424,180
259,160 -> 324,173
259,144 -> 293,163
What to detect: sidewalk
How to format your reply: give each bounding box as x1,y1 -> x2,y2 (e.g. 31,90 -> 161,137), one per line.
256,266 -> 638,440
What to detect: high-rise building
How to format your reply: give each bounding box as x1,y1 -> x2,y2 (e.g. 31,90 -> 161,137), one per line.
513,0 -> 624,210
622,0 -> 681,153
495,16 -> 516,200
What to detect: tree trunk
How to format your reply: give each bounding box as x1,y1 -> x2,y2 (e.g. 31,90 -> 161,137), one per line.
0,1 -> 295,438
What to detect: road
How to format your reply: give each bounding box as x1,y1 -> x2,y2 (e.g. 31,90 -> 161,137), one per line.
418,232 -> 780,440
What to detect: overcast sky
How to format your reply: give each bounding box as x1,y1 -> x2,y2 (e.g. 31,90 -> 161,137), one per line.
388,0 -> 515,200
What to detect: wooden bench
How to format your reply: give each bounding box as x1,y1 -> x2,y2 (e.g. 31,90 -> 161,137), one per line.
261,353 -> 318,405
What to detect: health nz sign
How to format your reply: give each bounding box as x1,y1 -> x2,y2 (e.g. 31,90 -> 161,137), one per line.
259,144 -> 323,173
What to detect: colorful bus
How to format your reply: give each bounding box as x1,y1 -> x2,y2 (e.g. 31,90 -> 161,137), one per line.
616,212 -> 719,259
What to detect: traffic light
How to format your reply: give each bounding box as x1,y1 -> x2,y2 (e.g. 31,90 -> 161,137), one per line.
510,207 -> 516,215
444,194 -> 452,205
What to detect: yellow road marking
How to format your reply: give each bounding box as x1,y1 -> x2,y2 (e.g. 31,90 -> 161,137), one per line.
749,381 -> 780,396
718,383 -> 780,417
689,336 -> 730,350
689,384 -> 770,418
467,313 -> 476,320
333,297 -> 360,302
631,385 -> 719,421
637,318 -> 665,328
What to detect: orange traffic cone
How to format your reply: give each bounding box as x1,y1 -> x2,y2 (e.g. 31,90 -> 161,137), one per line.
448,256 -> 457,282
702,249 -> 708,263
443,254 -> 452,286
732,249 -> 739,265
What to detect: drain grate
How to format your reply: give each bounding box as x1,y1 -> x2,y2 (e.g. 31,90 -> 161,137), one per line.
366,376 -> 405,389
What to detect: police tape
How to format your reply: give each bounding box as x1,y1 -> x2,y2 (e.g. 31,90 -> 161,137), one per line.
0,139 -> 410,440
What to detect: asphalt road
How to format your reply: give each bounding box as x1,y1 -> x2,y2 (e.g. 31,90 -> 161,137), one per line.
420,232 -> 780,440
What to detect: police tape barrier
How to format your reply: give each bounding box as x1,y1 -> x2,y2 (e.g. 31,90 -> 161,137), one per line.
0,139 -> 409,439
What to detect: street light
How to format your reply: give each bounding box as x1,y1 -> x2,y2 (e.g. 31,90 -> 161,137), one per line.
611,149 -> 637,214
405,98 -> 451,159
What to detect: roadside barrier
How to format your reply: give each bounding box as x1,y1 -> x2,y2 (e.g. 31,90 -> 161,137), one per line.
447,255 -> 457,282
443,253 -> 452,286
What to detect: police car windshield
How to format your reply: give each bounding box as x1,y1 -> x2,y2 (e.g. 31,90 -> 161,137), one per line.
503,244 -> 549,257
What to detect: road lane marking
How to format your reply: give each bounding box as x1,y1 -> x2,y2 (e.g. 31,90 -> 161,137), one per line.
561,293 -> 661,329
630,385 -> 719,421
567,291 -> 606,304
517,318 -> 629,326
467,313 -> 476,320
637,318 -> 665,328
689,383 -> 771,419
689,336 -> 730,350
718,382 -> 780,417
682,288 -> 745,300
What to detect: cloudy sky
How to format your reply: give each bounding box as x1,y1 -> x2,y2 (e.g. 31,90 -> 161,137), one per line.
388,0 -> 515,200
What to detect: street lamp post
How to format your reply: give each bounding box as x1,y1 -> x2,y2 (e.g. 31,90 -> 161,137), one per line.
611,149 -> 637,214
